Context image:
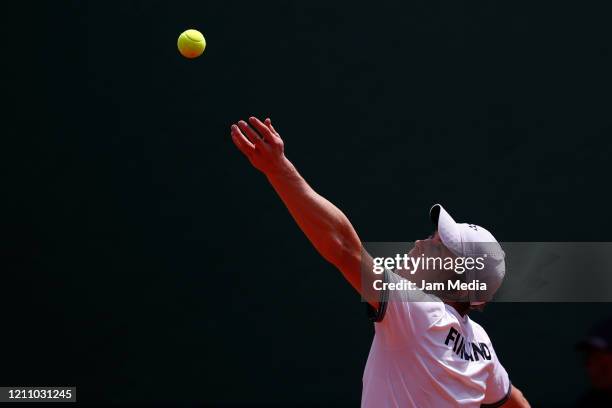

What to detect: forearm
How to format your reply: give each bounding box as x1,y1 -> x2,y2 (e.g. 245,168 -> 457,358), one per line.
266,157 -> 362,280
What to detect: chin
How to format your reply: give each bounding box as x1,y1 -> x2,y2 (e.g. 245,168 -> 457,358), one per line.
407,247 -> 420,257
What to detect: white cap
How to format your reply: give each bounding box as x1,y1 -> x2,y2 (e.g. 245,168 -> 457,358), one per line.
429,204 -> 506,305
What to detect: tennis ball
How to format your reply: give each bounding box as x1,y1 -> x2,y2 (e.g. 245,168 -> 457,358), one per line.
177,29 -> 206,59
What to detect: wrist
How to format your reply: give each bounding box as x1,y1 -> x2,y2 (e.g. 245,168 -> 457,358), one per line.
265,156 -> 296,180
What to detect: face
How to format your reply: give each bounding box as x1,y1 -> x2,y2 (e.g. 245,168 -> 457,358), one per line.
407,231 -> 458,280
410,231 -> 445,256
584,350 -> 612,390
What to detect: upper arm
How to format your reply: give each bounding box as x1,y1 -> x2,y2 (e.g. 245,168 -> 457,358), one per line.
334,244 -> 380,309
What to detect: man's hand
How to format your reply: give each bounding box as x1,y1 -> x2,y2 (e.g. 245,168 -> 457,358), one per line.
231,116 -> 287,176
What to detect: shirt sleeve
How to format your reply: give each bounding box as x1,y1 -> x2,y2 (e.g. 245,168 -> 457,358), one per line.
366,269 -> 390,323
481,348 -> 512,407
370,270 -> 445,348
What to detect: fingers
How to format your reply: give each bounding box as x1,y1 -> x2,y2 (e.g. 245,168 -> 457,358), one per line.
238,120 -> 266,147
248,116 -> 277,142
265,118 -> 279,136
231,124 -> 255,157
231,117 -> 281,160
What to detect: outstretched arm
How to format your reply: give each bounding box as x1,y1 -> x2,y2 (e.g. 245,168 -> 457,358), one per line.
230,117 -> 375,306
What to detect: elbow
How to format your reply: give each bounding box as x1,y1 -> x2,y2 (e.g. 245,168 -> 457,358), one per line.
325,234 -> 362,272
320,225 -> 367,296
312,215 -> 362,278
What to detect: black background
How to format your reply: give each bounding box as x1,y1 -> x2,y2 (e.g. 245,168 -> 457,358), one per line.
2,0 -> 612,406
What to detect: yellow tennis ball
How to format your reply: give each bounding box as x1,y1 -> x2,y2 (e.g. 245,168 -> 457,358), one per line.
177,29 -> 206,59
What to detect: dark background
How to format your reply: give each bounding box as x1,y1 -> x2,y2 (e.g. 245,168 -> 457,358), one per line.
2,0 -> 612,406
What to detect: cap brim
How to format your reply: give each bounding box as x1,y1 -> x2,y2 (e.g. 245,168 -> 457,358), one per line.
430,204 -> 462,256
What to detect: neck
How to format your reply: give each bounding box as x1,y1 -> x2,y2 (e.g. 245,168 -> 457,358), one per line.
446,301 -> 471,316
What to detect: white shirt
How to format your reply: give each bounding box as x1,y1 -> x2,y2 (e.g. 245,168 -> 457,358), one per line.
362,272 -> 511,408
